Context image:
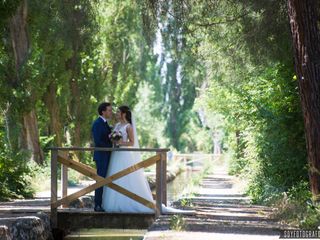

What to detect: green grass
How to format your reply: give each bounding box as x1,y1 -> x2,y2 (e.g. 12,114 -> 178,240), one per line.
169,214 -> 186,231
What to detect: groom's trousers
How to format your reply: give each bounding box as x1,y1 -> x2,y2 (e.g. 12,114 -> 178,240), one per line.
94,153 -> 110,207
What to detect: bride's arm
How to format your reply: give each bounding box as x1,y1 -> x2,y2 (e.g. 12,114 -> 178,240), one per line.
119,125 -> 134,147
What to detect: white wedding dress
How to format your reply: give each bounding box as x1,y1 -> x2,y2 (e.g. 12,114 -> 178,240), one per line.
102,122 -> 154,213
102,119 -> 194,214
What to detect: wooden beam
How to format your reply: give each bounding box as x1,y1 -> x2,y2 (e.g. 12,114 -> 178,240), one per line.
61,151 -> 69,208
108,183 -> 156,209
52,154 -> 160,208
51,150 -> 58,228
57,152 -> 155,209
48,147 -> 170,152
161,152 -> 167,206
61,164 -> 68,208
58,151 -> 69,160
155,152 -> 163,217
58,152 -> 98,178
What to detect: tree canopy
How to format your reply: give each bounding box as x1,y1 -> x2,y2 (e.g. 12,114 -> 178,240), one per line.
1,2 -> 319,230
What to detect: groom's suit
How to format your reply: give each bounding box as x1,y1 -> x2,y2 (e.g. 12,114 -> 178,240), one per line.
92,116 -> 112,208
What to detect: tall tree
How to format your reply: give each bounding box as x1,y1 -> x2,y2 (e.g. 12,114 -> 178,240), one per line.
287,0 -> 320,200
6,0 -> 44,163
150,0 -> 199,151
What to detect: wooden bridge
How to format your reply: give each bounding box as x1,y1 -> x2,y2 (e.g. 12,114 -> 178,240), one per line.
48,147 -> 169,230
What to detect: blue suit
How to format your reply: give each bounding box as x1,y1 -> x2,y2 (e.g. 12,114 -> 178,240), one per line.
92,116 -> 112,207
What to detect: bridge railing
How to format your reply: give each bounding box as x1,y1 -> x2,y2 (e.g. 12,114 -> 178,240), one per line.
173,153 -> 215,166
48,147 -> 169,228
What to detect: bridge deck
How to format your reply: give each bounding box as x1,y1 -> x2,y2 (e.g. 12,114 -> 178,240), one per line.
0,199 -> 155,230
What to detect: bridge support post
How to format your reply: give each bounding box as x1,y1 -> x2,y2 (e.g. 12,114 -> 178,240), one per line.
155,152 -> 163,218
161,152 -> 167,206
51,149 -> 58,228
61,164 -> 68,208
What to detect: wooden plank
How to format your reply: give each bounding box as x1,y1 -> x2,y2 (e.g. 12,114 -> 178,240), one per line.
57,154 -> 155,209
174,153 -> 213,157
61,164 -> 68,208
53,155 -> 160,208
58,153 -> 97,178
52,154 -> 160,208
61,150 -> 69,208
48,147 -> 170,152
51,150 -> 58,228
108,183 -> 156,209
58,151 -> 69,160
155,152 -> 163,217
161,152 -> 167,206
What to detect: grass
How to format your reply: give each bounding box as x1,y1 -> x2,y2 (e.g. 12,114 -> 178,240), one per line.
268,181 -> 320,229
169,214 -> 186,231
29,161 -> 84,193
28,161 -> 51,193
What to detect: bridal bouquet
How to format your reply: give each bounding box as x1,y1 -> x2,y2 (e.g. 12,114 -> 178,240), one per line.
109,130 -> 122,141
109,130 -> 122,147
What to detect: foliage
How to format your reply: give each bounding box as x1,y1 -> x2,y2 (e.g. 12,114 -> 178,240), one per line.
0,0 -> 158,197
273,181 -> 320,229
0,0 -> 21,29
0,119 -> 33,200
134,83 -> 168,148
0,0 -> 312,209
185,0 -> 308,205
169,214 -> 186,231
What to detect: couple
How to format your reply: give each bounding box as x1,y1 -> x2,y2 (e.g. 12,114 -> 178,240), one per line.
91,102 -> 154,213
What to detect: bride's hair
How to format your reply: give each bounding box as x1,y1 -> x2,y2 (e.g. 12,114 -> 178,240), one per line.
119,105 -> 132,124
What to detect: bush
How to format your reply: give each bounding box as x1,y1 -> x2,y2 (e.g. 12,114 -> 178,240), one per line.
273,181 -> 320,229
0,144 -> 34,200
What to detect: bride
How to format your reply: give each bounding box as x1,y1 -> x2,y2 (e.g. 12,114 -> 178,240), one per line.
102,105 -> 193,214
102,105 -> 154,213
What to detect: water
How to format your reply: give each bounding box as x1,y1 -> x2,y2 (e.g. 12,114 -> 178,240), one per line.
64,229 -> 146,240
166,168 -> 201,203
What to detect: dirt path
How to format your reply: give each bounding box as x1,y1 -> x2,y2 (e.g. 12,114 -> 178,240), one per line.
144,161 -> 290,240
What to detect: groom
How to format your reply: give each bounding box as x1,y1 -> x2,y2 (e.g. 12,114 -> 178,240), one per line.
92,102 -> 113,212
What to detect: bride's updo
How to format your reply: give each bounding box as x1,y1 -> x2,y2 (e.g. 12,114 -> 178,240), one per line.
119,105 -> 132,124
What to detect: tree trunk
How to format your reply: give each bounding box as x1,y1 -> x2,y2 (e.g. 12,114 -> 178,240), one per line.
63,0 -> 84,159
167,60 -> 180,150
287,0 -> 320,200
43,83 -> 63,146
22,110 -> 44,164
110,61 -> 120,102
9,0 -> 44,164
66,49 -> 82,153
70,76 -> 81,149
9,0 -> 29,87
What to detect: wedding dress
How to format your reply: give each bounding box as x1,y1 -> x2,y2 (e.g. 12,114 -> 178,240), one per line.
102,121 -> 154,213
102,117 -> 193,214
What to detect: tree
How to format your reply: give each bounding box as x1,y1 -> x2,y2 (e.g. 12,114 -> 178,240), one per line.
2,0 -> 44,163
287,0 -> 320,200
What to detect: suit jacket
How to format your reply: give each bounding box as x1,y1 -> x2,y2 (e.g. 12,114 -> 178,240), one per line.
92,117 -> 112,161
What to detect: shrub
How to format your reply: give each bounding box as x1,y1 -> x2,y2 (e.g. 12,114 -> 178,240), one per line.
0,141 -> 34,200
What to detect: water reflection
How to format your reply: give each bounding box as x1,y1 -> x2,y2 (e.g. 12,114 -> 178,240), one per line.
166,168 -> 200,203
64,229 -> 146,240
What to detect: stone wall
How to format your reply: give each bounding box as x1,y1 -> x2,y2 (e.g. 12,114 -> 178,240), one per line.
0,212 -> 53,240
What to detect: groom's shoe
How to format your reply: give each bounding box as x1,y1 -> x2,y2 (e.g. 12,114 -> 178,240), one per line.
94,205 -> 105,212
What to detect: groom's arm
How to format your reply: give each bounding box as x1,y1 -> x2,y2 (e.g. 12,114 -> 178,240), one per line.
92,122 -> 109,148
